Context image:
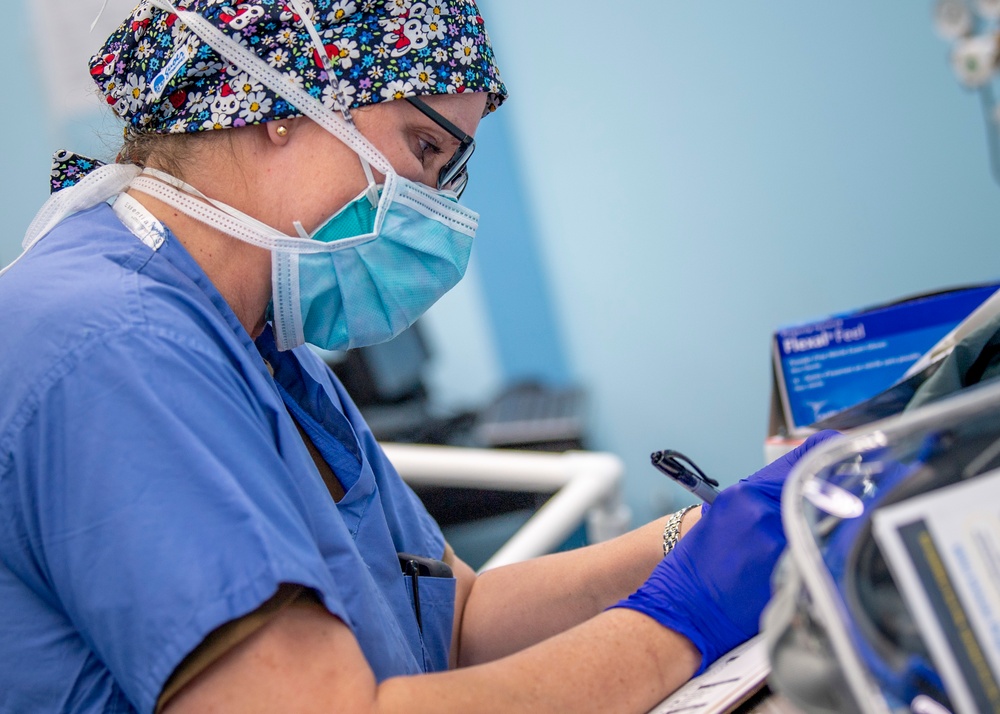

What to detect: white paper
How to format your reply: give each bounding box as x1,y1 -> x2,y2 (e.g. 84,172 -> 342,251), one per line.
647,635 -> 770,714
872,469 -> 1000,714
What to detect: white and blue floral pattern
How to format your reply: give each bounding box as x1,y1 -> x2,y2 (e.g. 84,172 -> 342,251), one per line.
90,0 -> 507,137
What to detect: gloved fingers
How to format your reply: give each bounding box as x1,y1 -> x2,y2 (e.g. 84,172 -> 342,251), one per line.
614,478 -> 788,672
665,481 -> 787,632
737,429 -> 843,501
784,429 -> 842,466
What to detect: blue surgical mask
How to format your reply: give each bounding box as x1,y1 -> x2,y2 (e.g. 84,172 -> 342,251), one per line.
272,175 -> 477,351
130,167 -> 478,352
130,1 -> 480,352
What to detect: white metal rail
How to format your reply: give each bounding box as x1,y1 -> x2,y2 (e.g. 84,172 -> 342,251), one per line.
381,443 -> 628,572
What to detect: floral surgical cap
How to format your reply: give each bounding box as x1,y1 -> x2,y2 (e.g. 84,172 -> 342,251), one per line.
90,0 -> 507,136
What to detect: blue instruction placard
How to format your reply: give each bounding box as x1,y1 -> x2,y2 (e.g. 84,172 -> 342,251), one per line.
775,285 -> 999,431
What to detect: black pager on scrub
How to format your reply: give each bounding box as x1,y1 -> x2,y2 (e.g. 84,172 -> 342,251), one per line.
398,553 -> 453,633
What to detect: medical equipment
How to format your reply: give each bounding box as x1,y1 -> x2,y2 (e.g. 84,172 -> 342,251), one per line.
934,0 -> 1000,184
765,377 -> 1000,714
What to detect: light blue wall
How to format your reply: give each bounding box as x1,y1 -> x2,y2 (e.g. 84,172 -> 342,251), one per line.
0,3 -> 56,268
460,108 -> 574,387
477,2 -> 1000,521
7,2 -> 1000,528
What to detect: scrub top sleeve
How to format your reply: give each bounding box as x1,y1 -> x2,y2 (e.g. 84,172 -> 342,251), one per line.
13,328 -> 349,714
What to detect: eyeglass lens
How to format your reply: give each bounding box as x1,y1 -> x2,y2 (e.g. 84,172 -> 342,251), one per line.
405,96 -> 476,195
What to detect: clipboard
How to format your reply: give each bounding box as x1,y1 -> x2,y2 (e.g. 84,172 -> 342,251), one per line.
647,635 -> 771,714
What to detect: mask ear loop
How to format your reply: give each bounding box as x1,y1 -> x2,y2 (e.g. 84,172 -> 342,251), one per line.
286,0 -> 379,208
148,0 -> 392,178
359,159 -> 380,208
90,0 -> 110,32
133,167 -> 378,253
287,0 -> 349,117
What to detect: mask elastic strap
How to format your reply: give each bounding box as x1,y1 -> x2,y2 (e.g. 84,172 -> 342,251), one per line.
273,0 -> 376,203
142,167 -> 209,199
129,173 -> 375,254
139,168 -> 289,240
1,162 -> 141,279
360,158 -> 380,208
280,0 -> 377,206
24,163 -> 141,249
148,0 -> 392,178
286,0 -> 351,120
138,167 -> 380,250
90,0 -> 111,32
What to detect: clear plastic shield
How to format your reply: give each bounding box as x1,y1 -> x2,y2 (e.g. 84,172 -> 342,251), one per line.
768,379 -> 1000,714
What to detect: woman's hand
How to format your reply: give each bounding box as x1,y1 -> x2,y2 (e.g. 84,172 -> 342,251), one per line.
611,430 -> 841,673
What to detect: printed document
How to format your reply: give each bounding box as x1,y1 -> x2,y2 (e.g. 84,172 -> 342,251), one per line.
873,469 -> 1000,714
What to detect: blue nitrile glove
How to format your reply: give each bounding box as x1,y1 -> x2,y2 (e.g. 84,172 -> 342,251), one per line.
612,430 -> 841,674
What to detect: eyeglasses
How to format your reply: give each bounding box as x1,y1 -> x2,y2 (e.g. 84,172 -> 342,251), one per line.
405,96 -> 476,197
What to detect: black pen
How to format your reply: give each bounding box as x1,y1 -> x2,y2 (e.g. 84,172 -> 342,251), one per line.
650,449 -> 721,504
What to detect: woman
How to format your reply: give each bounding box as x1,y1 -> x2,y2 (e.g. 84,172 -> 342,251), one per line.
0,1 -> 836,712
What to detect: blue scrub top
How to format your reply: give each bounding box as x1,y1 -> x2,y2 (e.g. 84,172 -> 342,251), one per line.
0,204 -> 455,714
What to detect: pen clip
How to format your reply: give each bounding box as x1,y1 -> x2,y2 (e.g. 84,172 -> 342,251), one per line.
650,450 -> 720,489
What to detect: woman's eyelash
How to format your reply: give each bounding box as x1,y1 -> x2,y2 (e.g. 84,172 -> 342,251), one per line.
418,137 -> 443,161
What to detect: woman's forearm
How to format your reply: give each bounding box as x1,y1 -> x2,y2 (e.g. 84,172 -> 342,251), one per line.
165,598 -> 700,714
380,609 -> 700,714
456,508 -> 701,666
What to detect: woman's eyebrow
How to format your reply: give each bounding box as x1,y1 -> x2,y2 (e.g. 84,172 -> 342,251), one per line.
411,119 -> 461,149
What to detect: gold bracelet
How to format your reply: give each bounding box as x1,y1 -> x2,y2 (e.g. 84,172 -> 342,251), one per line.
662,504 -> 698,557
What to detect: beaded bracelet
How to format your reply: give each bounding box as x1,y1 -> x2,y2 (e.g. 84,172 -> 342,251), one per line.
662,504 -> 699,557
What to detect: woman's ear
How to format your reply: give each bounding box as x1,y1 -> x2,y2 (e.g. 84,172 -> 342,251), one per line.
267,120 -> 291,145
